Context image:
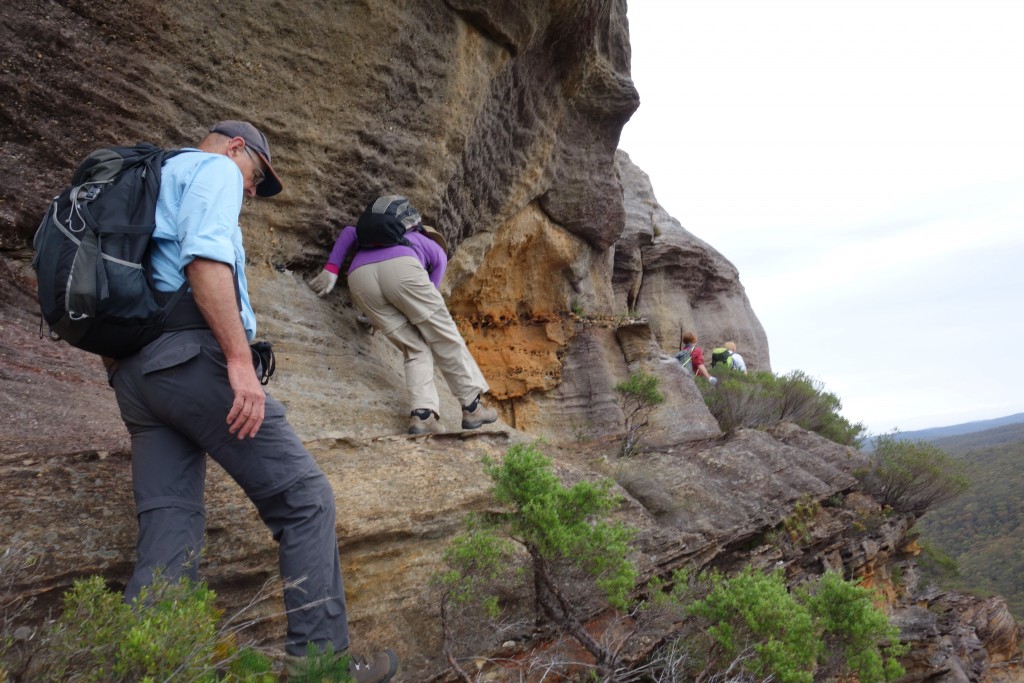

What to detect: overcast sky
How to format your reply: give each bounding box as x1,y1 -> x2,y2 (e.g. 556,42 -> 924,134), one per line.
619,0 -> 1024,434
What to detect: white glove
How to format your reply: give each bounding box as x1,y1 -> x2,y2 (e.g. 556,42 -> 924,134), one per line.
309,269 -> 338,297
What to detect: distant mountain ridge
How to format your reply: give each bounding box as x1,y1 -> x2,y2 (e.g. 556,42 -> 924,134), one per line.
930,422 -> 1024,453
869,412 -> 1024,447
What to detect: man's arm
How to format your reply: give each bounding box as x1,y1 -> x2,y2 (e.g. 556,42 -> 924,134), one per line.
186,257 -> 265,439
692,347 -> 712,378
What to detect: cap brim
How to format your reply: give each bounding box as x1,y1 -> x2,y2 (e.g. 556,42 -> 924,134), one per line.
254,151 -> 283,197
421,225 -> 448,255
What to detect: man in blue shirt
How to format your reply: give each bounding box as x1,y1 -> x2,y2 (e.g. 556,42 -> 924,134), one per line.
109,121 -> 397,681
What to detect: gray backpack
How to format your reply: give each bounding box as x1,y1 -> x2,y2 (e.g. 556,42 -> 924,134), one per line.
675,345 -> 694,371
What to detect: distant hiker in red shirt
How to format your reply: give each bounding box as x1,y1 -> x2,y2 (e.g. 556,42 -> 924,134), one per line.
676,331 -> 714,381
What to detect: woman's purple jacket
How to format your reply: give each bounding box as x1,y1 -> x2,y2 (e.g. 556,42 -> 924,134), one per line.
323,225 -> 447,289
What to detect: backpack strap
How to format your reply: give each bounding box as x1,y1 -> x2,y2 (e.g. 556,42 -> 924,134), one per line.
159,273 -> 244,332
158,286 -> 205,331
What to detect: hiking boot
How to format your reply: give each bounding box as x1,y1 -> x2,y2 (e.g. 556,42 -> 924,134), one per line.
461,395 -> 498,430
408,409 -> 443,435
348,649 -> 399,683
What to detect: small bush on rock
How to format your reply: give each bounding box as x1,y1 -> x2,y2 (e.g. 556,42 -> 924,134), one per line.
690,567 -> 819,683
614,370 -> 665,456
804,572 -> 907,683
436,446 -> 907,683
437,442 -> 637,681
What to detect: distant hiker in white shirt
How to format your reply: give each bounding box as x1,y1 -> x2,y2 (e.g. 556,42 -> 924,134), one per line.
724,341 -> 748,374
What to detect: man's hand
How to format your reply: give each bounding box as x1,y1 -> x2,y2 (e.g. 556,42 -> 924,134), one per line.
309,269 -> 338,297
226,357 -> 266,439
186,257 -> 266,439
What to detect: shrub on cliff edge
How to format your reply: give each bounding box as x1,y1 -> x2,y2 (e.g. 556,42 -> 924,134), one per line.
3,572 -> 281,682
699,369 -> 866,446
687,567 -> 906,683
856,432 -> 969,515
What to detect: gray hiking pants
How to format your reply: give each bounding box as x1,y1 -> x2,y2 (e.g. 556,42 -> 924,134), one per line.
110,329 -> 348,656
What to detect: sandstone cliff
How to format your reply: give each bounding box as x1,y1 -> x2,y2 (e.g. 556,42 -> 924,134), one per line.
0,2 -> 1020,682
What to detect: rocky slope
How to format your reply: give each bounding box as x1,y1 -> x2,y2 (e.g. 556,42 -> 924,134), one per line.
0,1 -> 1020,681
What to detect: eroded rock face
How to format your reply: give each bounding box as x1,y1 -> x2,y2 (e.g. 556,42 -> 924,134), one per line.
615,152 -> 771,370
0,259 -> 128,457
0,0 -> 636,261
894,591 -> 1024,683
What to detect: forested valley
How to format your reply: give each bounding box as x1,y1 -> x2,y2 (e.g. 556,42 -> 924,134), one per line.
917,423 -> 1024,618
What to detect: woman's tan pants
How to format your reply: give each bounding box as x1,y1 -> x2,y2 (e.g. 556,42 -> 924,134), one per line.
347,256 -> 488,414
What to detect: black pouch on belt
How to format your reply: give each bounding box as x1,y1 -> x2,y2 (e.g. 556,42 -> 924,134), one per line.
250,341 -> 276,385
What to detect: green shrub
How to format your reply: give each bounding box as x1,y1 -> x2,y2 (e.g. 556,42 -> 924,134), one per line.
614,370 -> 666,456
699,369 -> 866,446
16,574 -> 276,683
701,369 -> 782,434
687,568 -> 905,683
482,442 -> 636,609
857,433 -> 969,515
438,445 -> 907,683
690,567 -> 819,683
37,575 -> 222,682
916,540 -> 961,584
890,564 -> 904,588
802,572 -> 907,683
288,644 -> 351,683
782,495 -> 821,546
439,517 -> 517,609
228,648 -> 275,681
438,442 -> 637,679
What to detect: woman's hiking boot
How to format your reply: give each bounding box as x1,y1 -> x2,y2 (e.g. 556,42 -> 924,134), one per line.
461,395 -> 498,429
408,409 -> 443,434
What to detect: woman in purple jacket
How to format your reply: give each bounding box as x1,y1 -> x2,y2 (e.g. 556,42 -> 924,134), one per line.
309,195 -> 497,434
